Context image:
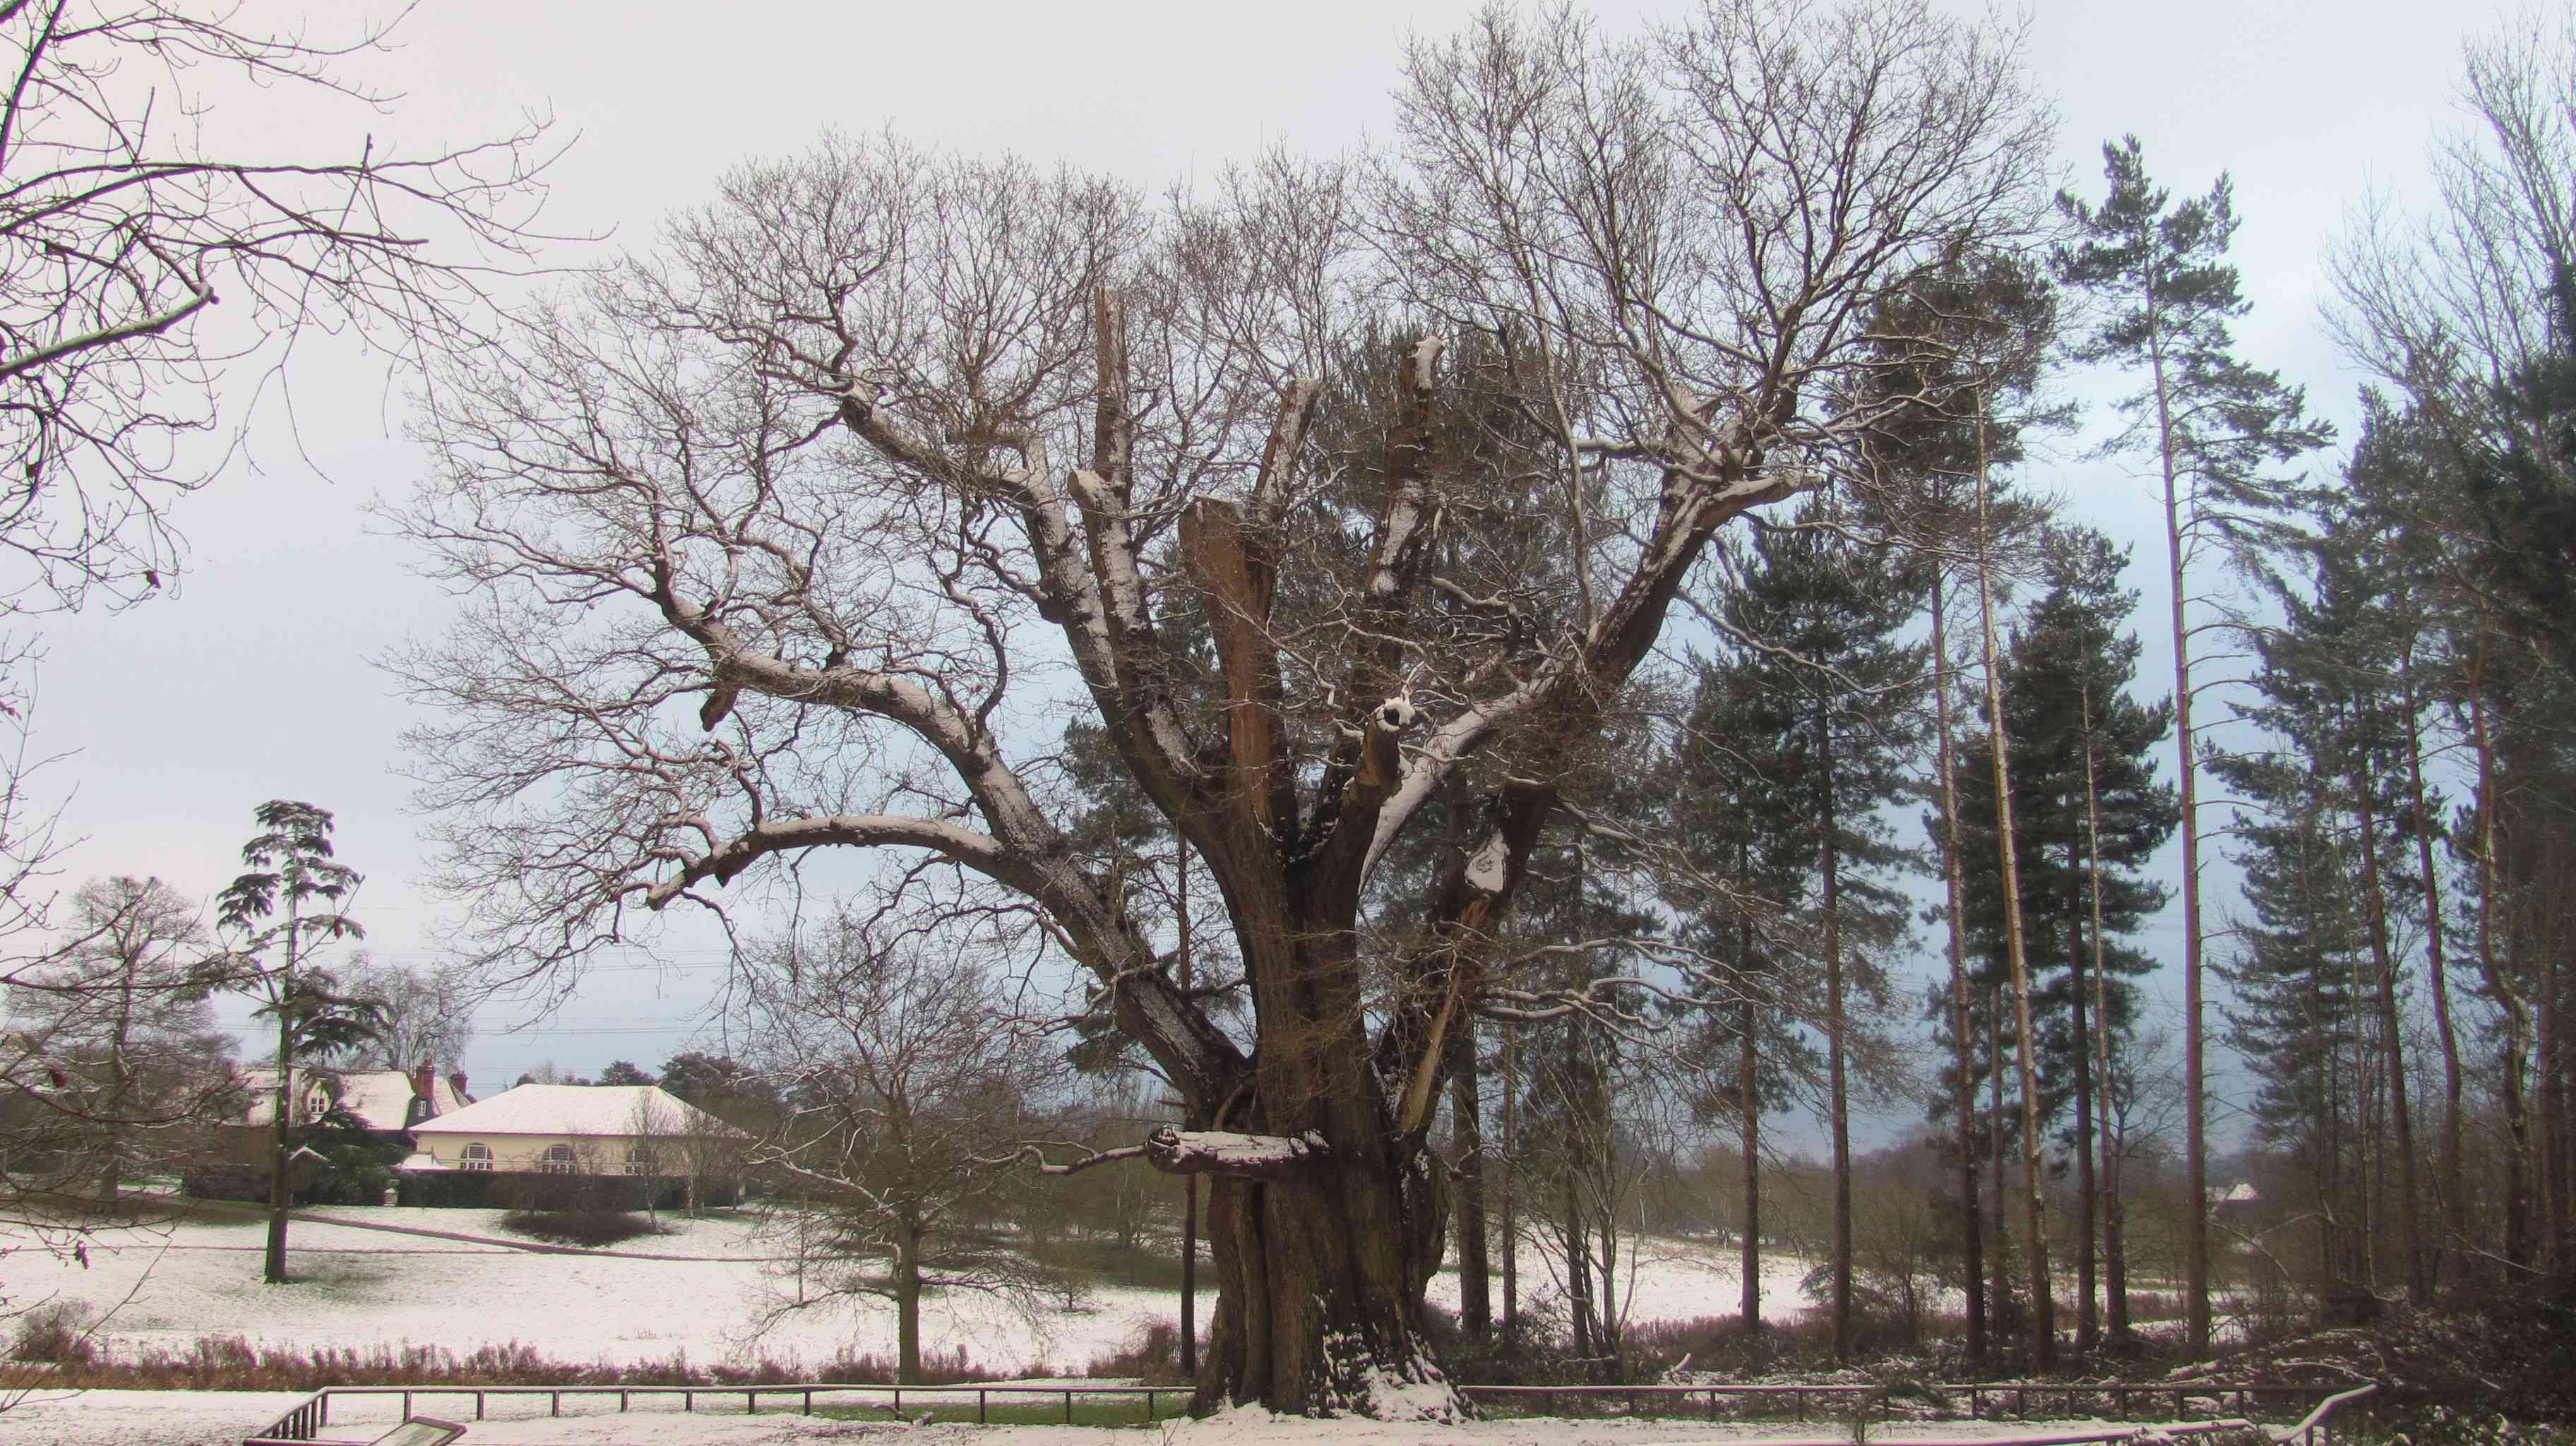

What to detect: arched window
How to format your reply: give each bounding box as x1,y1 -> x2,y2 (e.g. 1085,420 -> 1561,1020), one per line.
459,1142 -> 494,1172
538,1142 -> 579,1174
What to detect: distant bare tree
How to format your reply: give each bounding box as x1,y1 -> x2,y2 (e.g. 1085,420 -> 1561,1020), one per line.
341,955 -> 477,1074
1,875 -> 237,1209
741,912 -> 1066,1385
393,0 -> 2048,1411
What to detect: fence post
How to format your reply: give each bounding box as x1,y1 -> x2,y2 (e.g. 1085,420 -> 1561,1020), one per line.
979,1390 -> 988,1425
1065,1390 -> 1075,1425
551,1390 -> 561,1418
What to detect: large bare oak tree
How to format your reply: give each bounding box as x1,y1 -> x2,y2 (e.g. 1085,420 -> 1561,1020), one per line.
393,0 -> 2046,1414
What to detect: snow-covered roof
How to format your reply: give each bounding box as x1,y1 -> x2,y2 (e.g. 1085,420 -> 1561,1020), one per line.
239,1068 -> 468,1132
408,1084 -> 743,1140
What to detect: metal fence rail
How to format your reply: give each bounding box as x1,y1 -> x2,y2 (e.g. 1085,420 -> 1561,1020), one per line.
246,1380 -> 1196,1442
243,1376 -> 2382,1445
1457,1380 -> 2356,1423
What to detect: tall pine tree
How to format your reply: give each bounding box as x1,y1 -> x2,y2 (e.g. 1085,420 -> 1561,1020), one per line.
2056,138 -> 2332,1346
1706,505 -> 1923,1362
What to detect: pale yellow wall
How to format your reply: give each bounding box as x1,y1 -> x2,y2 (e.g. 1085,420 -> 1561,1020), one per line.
410,1132 -> 679,1174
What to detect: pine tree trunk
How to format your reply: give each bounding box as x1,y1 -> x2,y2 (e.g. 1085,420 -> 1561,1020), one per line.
1988,981 -> 2015,1340
1823,722 -> 1854,1366
2467,632 -> 2534,1268
1738,875 -> 1765,1342
2354,777 -> 2427,1305
1976,415 -> 2051,1370
1930,566 -> 1986,1365
2399,664 -> 2465,1290
2068,904 -> 2099,1354
2080,685 -> 2127,1334
2145,306 -> 2213,1357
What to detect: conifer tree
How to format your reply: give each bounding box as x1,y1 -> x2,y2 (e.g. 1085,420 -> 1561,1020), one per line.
1869,251 -> 2065,1366
1666,645 -> 1818,1344
2056,139 -> 2333,1347
2214,508 -> 2431,1303
1976,528 -> 2176,1343
215,801 -> 379,1286
1706,506 -> 1923,1362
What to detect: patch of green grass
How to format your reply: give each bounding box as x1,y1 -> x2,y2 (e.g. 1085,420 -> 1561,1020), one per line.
809,1392 -> 1183,1428
1025,1233 -> 1195,1291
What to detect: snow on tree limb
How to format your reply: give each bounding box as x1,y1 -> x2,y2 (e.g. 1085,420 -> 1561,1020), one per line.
1143,1125 -> 1330,1178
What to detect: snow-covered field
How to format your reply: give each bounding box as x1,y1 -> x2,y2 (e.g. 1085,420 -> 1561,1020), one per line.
2,1206 -> 1820,1375
1,1390 -> 2193,1446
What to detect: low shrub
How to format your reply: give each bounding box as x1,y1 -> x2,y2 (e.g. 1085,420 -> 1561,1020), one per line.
10,1299 -> 95,1366
1085,1322 -> 1186,1385
498,1208 -> 669,1248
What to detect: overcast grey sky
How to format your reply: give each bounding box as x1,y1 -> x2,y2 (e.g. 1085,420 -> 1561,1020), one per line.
30,0 -> 2524,1106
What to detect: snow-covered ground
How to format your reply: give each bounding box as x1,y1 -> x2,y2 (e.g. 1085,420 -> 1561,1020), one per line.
3,1390 -> 2196,1446
1,1206 -> 1820,1375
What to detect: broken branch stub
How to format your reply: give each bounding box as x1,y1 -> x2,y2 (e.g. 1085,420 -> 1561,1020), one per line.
1143,1125 -> 1330,1179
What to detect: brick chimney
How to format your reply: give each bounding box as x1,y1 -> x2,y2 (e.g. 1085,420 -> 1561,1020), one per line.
447,1070 -> 471,1104
410,1060 -> 435,1101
